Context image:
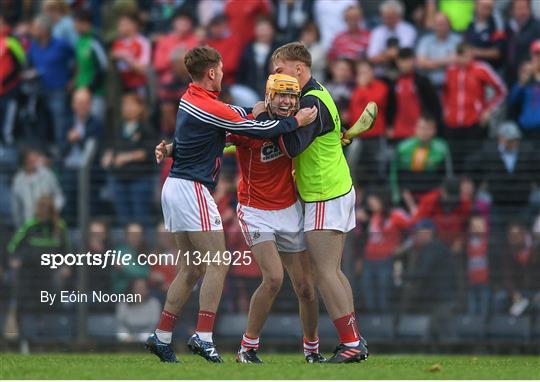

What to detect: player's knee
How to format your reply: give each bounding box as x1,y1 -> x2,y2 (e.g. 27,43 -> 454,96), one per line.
182,266 -> 204,284
263,274 -> 283,295
295,281 -> 316,303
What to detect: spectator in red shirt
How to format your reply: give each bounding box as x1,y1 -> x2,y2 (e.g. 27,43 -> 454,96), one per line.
348,60 -> 389,185
387,48 -> 440,141
224,0 -> 271,47
357,189 -> 411,312
153,11 -> 199,134
205,14 -> 243,86
111,12 -> 151,96
328,4 -> 370,63
413,177 -> 473,252
442,41 -> 507,174
466,214 -> 491,317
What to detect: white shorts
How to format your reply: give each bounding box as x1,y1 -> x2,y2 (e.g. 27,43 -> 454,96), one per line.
161,177 -> 223,232
237,201 -> 306,253
304,187 -> 356,232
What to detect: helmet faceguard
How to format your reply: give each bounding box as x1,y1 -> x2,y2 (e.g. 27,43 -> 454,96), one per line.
264,74 -> 301,119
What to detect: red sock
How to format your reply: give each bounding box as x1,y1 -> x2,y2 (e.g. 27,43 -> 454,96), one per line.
157,310 -> 177,332
196,310 -> 216,332
333,313 -> 360,344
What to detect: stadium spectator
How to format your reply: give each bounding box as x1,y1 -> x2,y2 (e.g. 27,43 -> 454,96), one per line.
28,14 -> 74,147
111,12 -> 151,96
0,13 -> 25,146
493,222 -> 540,315
313,0 -> 357,51
111,222 -> 150,294
274,0 -> 311,43
348,60 -> 389,185
148,223 -> 177,298
101,93 -> 156,227
145,0 -> 197,35
42,0 -> 78,48
466,121 -> 540,263
416,12 -> 462,89
325,57 -> 355,125
387,48 -> 440,141
401,219 -> 457,335
116,278 -> 161,343
464,0 -> 507,70
73,8 -> 108,122
61,88 -> 103,224
87,218 -> 114,312
438,0 -> 475,33
413,177 -> 472,251
327,4 -> 370,63
508,41 -> 540,145
465,214 -> 491,317
153,11 -> 199,134
8,195 -> 69,314
11,148 -> 65,229
205,14 -> 243,86
224,0 -> 272,47
197,0 -> 225,28
237,17 -> 279,98
357,189 -> 410,313
442,41 -> 507,174
390,113 -> 452,205
367,0 -> 417,68
504,0 -> 540,85
299,22 -> 326,81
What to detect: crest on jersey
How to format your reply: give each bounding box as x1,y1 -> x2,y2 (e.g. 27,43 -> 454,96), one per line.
261,142 -> 284,162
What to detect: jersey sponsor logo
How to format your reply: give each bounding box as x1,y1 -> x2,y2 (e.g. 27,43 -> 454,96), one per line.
260,142 -> 284,162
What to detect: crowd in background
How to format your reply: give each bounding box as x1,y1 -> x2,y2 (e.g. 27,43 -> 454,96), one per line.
1,0 -> 540,341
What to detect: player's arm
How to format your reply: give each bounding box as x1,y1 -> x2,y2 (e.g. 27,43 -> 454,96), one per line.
274,96 -> 331,158
155,140 -> 172,164
204,101 -> 317,139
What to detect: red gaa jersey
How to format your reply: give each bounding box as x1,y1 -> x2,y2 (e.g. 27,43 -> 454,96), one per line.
229,134 -> 296,211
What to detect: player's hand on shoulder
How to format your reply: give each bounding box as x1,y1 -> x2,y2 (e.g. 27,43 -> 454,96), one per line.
295,105 -> 318,127
252,101 -> 266,118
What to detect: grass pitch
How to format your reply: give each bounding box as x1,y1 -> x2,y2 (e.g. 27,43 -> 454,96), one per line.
1,353 -> 539,379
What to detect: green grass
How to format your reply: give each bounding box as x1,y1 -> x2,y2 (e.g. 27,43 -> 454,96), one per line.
1,353 -> 539,379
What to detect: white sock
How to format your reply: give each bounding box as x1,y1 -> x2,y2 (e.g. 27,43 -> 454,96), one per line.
155,329 -> 172,344
303,337 -> 320,356
240,333 -> 260,353
196,331 -> 213,343
344,340 -> 360,347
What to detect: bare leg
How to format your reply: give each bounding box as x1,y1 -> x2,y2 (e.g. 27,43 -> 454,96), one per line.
280,251 -> 319,341
163,232 -> 205,315
245,241 -> 284,338
338,234 -> 355,313
306,230 -> 354,320
187,231 -> 230,313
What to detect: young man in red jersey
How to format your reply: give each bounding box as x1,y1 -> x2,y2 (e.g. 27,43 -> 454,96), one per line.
228,74 -> 323,364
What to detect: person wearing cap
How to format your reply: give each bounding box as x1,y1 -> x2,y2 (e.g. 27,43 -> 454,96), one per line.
466,121 -> 540,243
508,39 -> 540,146
400,218 -> 457,324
